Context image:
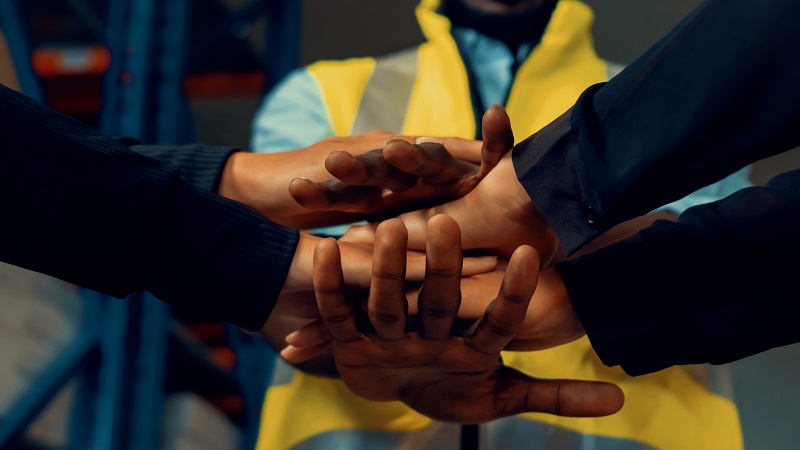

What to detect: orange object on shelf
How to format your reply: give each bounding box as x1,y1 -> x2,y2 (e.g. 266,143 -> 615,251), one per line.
185,322 -> 227,341
206,394 -> 244,415
32,45 -> 111,77
182,71 -> 265,98
208,346 -> 237,370
42,74 -> 104,124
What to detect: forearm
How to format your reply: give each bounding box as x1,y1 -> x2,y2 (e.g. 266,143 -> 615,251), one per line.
0,83 -> 298,330
513,0 -> 800,254
560,169 -> 800,375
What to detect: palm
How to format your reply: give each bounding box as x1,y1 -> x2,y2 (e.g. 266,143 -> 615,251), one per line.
306,215 -> 624,424
332,334 -> 557,423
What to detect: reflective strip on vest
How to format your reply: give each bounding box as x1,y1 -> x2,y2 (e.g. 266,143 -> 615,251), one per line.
606,61 -> 626,79
351,48 -> 419,135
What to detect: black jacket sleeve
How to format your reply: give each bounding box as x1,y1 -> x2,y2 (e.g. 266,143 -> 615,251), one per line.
0,83 -> 299,331
510,0 -> 800,374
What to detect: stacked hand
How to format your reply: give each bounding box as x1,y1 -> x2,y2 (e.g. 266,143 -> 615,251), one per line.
274,104 -> 562,266
329,222 -> 582,351
219,106 -> 513,230
269,232 -> 497,320
397,152 -> 560,264
282,215 -> 624,423
405,261 -> 585,351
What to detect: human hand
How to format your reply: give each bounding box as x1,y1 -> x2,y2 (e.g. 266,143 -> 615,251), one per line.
406,261 -> 584,351
333,218 -> 580,350
218,106 -> 513,230
290,104 -> 514,216
361,104 -> 560,264
284,215 -> 624,423
396,150 -> 561,264
271,232 -> 497,320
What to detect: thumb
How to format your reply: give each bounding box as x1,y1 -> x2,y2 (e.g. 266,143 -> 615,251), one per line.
479,104 -> 514,179
519,378 -> 625,417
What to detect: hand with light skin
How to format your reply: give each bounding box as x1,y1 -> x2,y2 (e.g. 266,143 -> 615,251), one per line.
407,262 -> 583,351
283,215 -> 624,423
299,203 -> 677,354
406,211 -> 680,351
396,150 -> 560,265
218,105 -> 512,230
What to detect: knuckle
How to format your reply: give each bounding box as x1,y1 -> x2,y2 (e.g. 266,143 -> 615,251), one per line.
371,268 -> 405,280
485,316 -> 517,338
369,311 -> 402,325
323,312 -> 353,325
422,305 -> 457,319
502,291 -> 532,305
424,266 -> 460,278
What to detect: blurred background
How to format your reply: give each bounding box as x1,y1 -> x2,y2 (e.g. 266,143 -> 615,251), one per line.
0,0 -> 798,449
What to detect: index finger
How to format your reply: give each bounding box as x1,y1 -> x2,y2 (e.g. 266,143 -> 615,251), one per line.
383,139 -> 477,185
314,238 -> 362,343
325,148 -> 418,191
468,245 -> 540,354
412,137 -> 483,164
289,177 -> 382,212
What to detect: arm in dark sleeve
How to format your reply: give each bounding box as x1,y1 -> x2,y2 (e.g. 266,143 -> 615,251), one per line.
513,0 -> 800,254
0,83 -> 298,331
130,142 -> 239,193
559,169 -> 800,375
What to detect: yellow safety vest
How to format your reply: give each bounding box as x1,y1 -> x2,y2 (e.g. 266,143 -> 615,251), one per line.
257,1 -> 742,449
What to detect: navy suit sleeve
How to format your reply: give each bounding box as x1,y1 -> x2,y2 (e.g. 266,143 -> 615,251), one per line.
513,0 -> 800,254
560,170 -> 800,375
130,142 -> 239,194
0,83 -> 298,331
510,0 -> 800,374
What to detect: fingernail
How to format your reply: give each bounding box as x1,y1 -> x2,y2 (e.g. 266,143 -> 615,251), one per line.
415,137 -> 434,144
285,330 -> 299,344
279,346 -> 295,360
386,137 -> 412,146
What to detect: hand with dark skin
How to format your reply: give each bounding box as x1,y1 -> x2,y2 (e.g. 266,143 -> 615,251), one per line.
219,106 -> 512,230
264,231 -> 498,366
269,232 -> 497,323
318,104 -> 552,266
288,214 -> 624,423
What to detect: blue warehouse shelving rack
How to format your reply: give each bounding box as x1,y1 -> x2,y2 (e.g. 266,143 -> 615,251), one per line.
0,0 -> 301,448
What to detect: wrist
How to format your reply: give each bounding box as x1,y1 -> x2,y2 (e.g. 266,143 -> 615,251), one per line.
219,151 -> 301,220
281,233 -> 322,294
218,151 -> 251,205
